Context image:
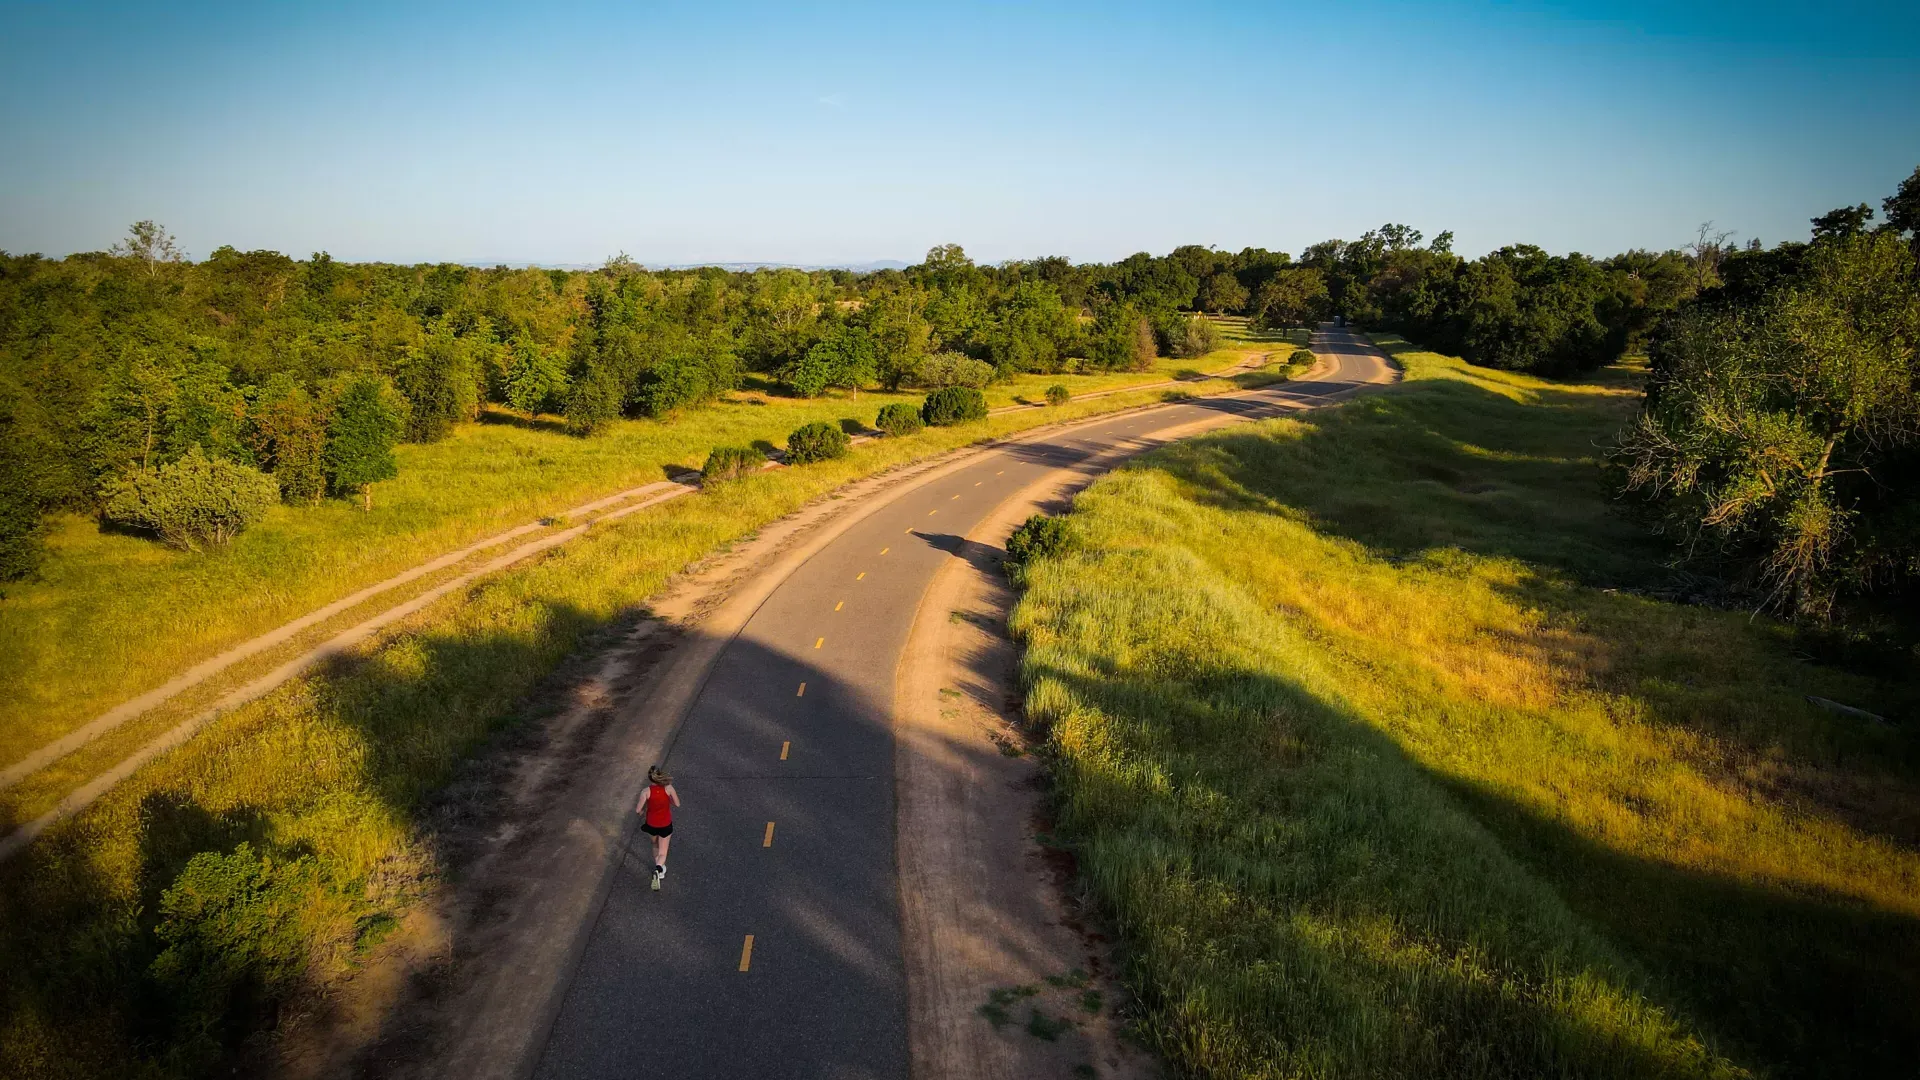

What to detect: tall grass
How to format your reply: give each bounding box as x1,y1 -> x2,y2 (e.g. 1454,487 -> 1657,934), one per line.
1011,341 -> 1919,1078
0,337 -> 1301,1078
0,334 -> 1290,772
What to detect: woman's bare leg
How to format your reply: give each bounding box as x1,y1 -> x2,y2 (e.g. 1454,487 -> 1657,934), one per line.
656,834 -> 672,869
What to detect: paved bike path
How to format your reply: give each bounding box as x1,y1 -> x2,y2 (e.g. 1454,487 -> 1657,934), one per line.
534,330 -> 1393,1079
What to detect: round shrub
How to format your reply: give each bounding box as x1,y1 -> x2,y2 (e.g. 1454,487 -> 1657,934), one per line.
875,402 -> 924,437
1291,347 -> 1318,368
1004,513 -> 1071,586
785,421 -> 851,464
701,444 -> 764,486
1044,384 -> 1070,407
921,386 -> 988,427
101,447 -> 280,551
913,351 -> 996,390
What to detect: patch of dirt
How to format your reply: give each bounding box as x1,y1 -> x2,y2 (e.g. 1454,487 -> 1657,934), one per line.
895,467 -> 1159,1080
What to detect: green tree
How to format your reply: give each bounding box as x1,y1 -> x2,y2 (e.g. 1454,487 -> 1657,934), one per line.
1885,164 -> 1920,256
1196,272 -> 1249,314
782,324 -> 877,397
1253,268 -> 1330,331
1811,203 -> 1875,241
396,323 -> 479,441
244,376 -> 329,504
864,287 -> 934,388
324,376 -> 404,510
1615,230 -> 1920,617
503,336 -> 570,418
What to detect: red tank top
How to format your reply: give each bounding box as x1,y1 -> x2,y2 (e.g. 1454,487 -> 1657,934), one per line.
644,783 -> 673,828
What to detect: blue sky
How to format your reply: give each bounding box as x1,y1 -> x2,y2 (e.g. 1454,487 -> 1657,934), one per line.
1,1 -> 1915,265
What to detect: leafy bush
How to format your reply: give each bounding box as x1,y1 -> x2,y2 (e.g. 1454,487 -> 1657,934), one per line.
1004,513 -> 1070,586
1176,315 -> 1220,358
782,325 -> 878,397
1045,384 -> 1070,407
785,421 -> 851,464
1614,229 -> 1920,618
635,348 -> 741,417
701,444 -> 764,485
147,843 -> 324,1069
101,447 -> 280,551
912,350 -> 996,390
921,386 -> 989,426
1291,347 -> 1318,368
875,402 -> 924,436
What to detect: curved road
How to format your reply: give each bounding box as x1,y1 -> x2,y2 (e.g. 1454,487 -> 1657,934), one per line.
532,328 -> 1393,1080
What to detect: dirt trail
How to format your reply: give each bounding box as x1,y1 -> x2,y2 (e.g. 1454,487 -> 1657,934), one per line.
0,478 -> 686,792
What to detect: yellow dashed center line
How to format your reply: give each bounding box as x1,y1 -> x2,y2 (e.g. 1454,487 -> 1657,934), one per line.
996,470 -> 1004,475
763,822 -> 775,847
927,509 -> 937,516
950,494 -> 959,500
834,601 -> 844,611
739,935 -> 755,972
780,740 -> 790,760
974,481 -> 981,486
881,547 -> 889,555
856,572 -> 866,580
796,682 -> 806,697
814,637 -> 824,649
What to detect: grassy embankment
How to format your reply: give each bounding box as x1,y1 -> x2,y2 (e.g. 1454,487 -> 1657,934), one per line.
0,320 -> 1298,816
0,326 -> 1305,1077
1010,338 -> 1919,1079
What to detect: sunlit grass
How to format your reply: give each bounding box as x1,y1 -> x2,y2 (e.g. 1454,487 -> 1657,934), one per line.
1011,341 -> 1919,1078
0,338 -> 1295,770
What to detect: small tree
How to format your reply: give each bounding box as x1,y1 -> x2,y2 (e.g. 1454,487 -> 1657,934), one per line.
324,377 -> 403,510
701,445 -> 764,486
783,325 -> 878,397
912,351 -> 996,390
875,402 -> 924,436
922,387 -> 988,426
785,421 -> 851,464
1045,384 -> 1070,407
101,447 -> 280,551
245,378 -> 329,504
1130,314 -> 1157,371
504,337 -> 569,418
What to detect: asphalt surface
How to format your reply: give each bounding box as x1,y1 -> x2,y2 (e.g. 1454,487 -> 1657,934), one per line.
532,328 -> 1393,1080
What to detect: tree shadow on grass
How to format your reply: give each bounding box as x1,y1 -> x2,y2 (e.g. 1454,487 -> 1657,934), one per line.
1146,373 -> 1667,590
475,409 -> 569,435
1027,652 -> 1920,1079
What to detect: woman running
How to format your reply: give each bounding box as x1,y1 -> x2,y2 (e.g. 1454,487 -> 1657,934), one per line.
638,765 -> 680,890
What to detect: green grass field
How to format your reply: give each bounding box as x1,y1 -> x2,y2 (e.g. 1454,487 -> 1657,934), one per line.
1010,338 -> 1920,1078
0,326 -> 1294,776
0,328 -> 1307,1077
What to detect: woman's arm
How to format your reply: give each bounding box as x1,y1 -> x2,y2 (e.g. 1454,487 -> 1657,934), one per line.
667,783 -> 681,807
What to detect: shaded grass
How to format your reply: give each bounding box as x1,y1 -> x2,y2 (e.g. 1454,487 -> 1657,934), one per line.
0,331 -> 1297,771
1010,342 -> 1920,1078
0,341 -> 1303,1077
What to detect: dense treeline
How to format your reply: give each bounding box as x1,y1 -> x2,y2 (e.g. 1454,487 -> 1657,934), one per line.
0,235 -> 1285,581
1269,224 -> 1704,376
1615,166 -> 1920,623
0,207 -> 1834,588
